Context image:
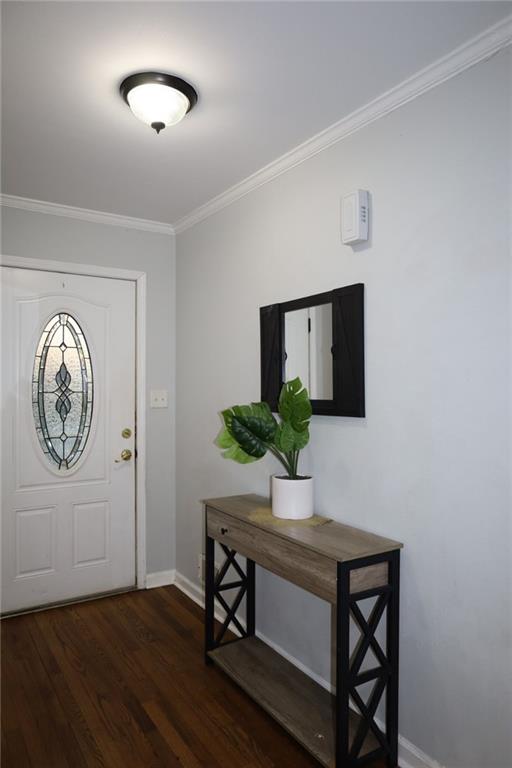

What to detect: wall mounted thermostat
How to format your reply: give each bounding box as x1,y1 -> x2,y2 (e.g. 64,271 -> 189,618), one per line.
341,189 -> 369,245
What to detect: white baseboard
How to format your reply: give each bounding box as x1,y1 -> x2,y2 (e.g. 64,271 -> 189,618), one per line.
173,570 -> 202,603
173,571 -> 239,631
145,569 -> 176,589
395,738 -> 445,768
172,570 -> 443,768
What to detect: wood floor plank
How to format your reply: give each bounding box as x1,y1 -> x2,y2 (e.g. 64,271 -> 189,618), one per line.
1,586 -> 387,768
1,727 -> 33,768
142,699 -> 208,768
33,609 -> 156,768
27,617 -> 107,768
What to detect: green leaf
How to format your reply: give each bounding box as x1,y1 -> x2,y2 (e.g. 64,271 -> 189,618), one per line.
232,404 -> 253,419
230,416 -> 271,457
216,402 -> 277,464
222,443 -> 259,464
274,422 -> 310,453
215,427 -> 235,450
278,377 -> 312,432
292,425 -> 310,450
250,401 -> 277,424
274,422 -> 295,453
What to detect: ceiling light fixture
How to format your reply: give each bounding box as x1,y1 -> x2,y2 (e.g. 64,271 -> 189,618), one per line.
120,71 -> 198,134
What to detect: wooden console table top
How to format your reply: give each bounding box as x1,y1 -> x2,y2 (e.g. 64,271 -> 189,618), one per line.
204,493 -> 402,564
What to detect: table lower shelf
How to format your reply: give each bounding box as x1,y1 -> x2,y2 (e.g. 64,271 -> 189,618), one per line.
207,635 -> 378,768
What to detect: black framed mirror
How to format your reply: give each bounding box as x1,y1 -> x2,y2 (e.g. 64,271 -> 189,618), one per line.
260,283 -> 365,417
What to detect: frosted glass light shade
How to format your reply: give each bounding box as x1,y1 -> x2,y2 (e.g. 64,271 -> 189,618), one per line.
127,83 -> 189,128
120,72 -> 198,134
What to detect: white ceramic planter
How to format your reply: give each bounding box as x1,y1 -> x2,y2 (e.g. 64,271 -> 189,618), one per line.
271,475 -> 314,520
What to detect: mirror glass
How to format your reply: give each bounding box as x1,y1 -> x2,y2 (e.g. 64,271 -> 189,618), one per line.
284,303 -> 333,400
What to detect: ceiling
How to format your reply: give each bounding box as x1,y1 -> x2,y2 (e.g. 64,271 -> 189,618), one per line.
2,1 -> 510,226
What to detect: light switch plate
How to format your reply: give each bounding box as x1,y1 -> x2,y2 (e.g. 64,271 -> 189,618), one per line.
150,389 -> 168,408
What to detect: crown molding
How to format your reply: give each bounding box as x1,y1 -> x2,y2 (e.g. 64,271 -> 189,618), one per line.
0,194 -> 175,236
2,16 -> 510,237
173,14 -> 512,234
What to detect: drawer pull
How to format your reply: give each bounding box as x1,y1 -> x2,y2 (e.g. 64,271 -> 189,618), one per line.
220,527 -> 228,535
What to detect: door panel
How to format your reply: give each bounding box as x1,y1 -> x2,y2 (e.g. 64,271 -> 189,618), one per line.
2,267 -> 136,613
72,500 -> 110,568
16,506 -> 56,577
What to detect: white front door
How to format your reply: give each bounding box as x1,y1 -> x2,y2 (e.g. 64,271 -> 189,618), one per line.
1,267 -> 136,613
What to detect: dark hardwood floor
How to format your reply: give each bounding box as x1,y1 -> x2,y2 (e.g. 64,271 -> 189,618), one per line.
1,586 -> 386,767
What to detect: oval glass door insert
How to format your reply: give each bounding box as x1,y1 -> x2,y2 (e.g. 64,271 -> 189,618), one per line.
32,313 -> 94,470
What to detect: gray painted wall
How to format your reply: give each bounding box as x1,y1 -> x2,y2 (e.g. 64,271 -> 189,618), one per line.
176,49 -> 512,768
1,207 -> 176,574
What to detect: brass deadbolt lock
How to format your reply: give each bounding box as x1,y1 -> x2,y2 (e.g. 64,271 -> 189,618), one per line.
122,428 -> 132,439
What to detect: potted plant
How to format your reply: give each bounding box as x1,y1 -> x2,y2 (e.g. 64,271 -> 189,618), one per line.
215,377 -> 313,519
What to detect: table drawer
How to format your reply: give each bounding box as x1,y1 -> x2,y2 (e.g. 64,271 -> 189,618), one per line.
207,506 -> 389,601
207,506 -> 337,602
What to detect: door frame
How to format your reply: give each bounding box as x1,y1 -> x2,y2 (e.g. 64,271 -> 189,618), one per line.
0,254 -> 148,589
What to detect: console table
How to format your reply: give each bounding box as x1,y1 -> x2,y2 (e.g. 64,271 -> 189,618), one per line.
204,494 -> 403,768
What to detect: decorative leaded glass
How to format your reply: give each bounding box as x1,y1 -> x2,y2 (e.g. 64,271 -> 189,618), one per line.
32,313 -> 93,470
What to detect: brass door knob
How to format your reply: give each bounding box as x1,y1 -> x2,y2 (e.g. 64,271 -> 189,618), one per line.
115,449 -> 132,463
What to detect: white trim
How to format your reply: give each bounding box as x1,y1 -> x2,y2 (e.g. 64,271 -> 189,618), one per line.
0,254 -> 148,590
174,571 -> 205,607
135,273 -> 147,588
145,569 -> 176,589
173,570 -> 444,768
174,571 -> 235,631
2,17 -> 509,241
395,739 -> 445,768
173,14 -> 512,234
0,254 -> 145,282
0,193 -> 175,236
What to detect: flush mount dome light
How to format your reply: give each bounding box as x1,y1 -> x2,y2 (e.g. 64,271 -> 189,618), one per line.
120,72 -> 198,134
